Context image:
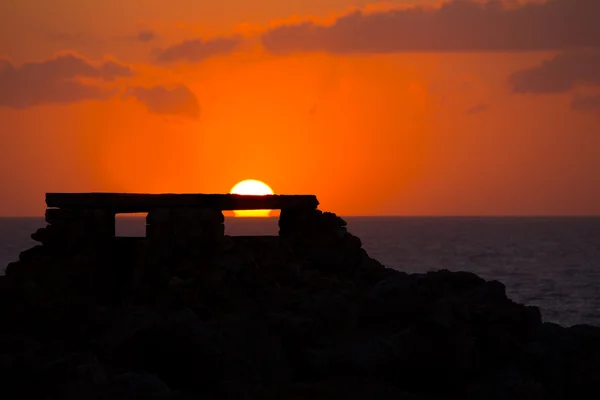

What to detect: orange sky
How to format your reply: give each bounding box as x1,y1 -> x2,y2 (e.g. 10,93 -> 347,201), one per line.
1,0 -> 599,216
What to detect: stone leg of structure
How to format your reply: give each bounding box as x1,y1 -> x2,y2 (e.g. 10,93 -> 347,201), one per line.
278,207 -> 370,272
6,208 -> 118,310
10,208 -> 115,273
279,207 -> 346,239
32,208 -> 115,248
138,208 -> 225,305
278,206 -> 321,238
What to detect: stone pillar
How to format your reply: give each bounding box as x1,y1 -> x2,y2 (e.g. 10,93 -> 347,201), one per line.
278,207 -> 367,272
8,208 -> 115,271
139,208 -> 225,304
39,208 -> 115,246
279,207 -> 345,239
6,207 -> 117,310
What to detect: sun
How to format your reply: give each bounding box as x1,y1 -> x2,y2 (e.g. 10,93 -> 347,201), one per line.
230,179 -> 274,217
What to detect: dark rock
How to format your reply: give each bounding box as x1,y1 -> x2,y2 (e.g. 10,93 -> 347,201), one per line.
252,380 -> 433,400
360,272 -> 425,330
114,311 -> 291,393
525,323 -> 600,399
303,323 -> 481,391
99,372 -> 174,399
93,306 -> 162,357
463,367 -> 545,400
2,200 -> 599,399
289,288 -> 358,339
18,245 -> 46,264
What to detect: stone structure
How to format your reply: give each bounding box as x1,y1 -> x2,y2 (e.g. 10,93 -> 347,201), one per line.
40,193 -> 318,238
6,193 -> 323,306
40,192 -> 319,243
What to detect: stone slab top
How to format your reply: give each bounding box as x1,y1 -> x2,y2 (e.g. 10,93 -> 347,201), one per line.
45,193 -> 319,213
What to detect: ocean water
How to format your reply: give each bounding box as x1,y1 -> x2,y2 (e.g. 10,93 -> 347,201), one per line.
1,216 -> 599,327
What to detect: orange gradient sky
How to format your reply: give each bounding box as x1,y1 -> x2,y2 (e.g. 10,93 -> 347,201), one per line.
1,0 -> 599,216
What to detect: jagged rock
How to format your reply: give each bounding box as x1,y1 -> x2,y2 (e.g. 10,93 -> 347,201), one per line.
93,306 -> 162,356
252,381 -> 436,400
99,372 -> 174,400
1,198 -> 600,399
18,245 -> 46,264
114,311 -> 291,394
463,367 -> 546,400
525,323 -> 600,399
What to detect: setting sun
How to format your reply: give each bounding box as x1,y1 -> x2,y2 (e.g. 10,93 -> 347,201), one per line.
230,179 -> 274,217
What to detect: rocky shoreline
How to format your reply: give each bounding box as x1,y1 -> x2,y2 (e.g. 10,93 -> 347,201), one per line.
1,205 -> 599,399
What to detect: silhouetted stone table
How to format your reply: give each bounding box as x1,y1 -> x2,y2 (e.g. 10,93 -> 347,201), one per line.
45,193 -> 319,213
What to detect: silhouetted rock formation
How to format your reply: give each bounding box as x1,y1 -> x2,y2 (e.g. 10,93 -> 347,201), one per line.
0,193 -> 599,399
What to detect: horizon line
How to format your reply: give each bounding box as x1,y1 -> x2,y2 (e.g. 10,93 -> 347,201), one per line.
2,214 -> 600,218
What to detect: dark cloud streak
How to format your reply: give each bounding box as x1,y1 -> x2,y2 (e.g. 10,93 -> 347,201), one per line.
571,93 -> 600,113
137,30 -> 158,43
155,36 -> 241,63
261,0 -> 600,54
467,103 -> 488,115
125,85 -> 200,119
0,53 -> 134,108
509,49 -> 600,94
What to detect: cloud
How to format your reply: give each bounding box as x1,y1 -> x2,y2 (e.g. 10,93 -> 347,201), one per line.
155,36 -> 241,63
43,27 -> 100,46
0,53 -> 134,108
126,85 -> 200,119
571,93 -> 600,113
508,49 -> 600,94
137,29 -> 158,43
100,60 -> 136,81
261,0 -> 600,54
467,103 -> 488,115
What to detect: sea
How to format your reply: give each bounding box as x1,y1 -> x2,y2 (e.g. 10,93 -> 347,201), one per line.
1,216 -> 599,328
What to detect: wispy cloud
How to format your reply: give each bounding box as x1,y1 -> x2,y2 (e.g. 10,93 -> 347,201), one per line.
467,103 -> 488,115
124,84 -> 200,119
509,49 -> 600,94
0,53 -> 134,108
571,93 -> 600,113
137,29 -> 158,43
154,36 -> 241,63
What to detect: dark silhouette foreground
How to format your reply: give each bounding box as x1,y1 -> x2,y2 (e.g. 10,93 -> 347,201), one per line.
0,193 -> 599,399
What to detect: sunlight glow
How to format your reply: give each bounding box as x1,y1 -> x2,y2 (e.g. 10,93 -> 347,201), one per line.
230,179 -> 274,217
